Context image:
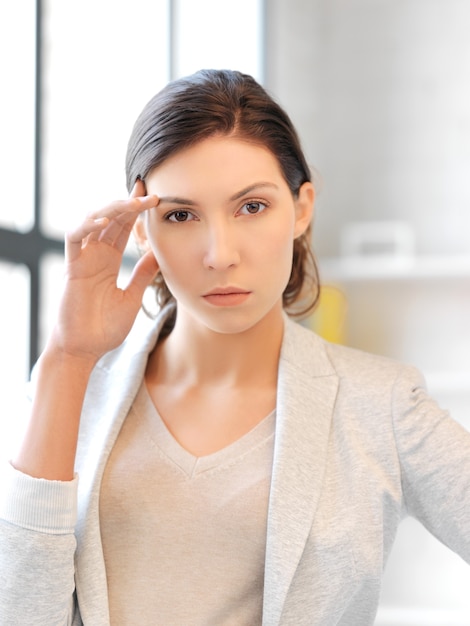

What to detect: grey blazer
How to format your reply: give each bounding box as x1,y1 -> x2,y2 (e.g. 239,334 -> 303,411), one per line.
1,306 -> 470,625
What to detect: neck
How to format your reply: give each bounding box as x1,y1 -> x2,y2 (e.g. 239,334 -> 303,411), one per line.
147,305 -> 285,389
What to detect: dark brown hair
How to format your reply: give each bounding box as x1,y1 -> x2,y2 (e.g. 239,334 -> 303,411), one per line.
125,69 -> 319,318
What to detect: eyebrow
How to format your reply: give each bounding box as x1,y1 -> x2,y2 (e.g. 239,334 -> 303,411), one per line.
229,182 -> 279,201
158,182 -> 279,207
157,196 -> 197,207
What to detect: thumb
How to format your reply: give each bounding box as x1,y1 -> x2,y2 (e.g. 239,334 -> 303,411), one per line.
125,251 -> 160,302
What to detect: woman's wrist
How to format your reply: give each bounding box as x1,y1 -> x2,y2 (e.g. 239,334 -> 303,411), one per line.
41,333 -> 101,375
12,337 -> 98,481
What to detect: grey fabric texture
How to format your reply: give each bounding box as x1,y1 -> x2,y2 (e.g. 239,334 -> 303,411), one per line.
1,306 -> 470,625
100,381 -> 275,624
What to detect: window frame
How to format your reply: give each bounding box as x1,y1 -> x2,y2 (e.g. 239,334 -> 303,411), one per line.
0,0 -> 175,371
0,0 -> 266,372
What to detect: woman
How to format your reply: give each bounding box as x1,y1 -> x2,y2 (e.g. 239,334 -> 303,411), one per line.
1,69 -> 470,626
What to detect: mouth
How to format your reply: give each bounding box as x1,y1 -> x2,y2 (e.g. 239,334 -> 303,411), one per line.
204,286 -> 249,296
202,287 -> 252,307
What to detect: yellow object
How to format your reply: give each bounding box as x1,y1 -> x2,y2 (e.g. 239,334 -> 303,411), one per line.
308,285 -> 348,344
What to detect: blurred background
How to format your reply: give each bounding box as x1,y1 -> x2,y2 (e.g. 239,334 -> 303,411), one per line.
1,0 -> 470,623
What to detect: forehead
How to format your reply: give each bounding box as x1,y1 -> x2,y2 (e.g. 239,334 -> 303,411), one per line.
145,136 -> 285,194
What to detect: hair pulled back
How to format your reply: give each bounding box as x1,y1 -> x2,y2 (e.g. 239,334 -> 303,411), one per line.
126,69 -> 319,318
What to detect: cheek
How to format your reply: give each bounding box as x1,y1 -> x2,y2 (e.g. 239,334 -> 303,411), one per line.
144,228 -> 170,270
257,218 -> 295,265
146,230 -> 194,284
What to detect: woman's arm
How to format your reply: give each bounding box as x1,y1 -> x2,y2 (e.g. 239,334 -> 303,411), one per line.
0,181 -> 159,625
392,366 -> 470,561
0,462 -> 78,626
11,180 -> 159,480
12,348 -> 98,481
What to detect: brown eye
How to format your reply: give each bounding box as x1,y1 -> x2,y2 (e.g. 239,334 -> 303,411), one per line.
240,201 -> 267,215
167,210 -> 194,222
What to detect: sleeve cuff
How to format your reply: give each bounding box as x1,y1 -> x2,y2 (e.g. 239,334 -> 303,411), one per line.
0,461 -> 78,534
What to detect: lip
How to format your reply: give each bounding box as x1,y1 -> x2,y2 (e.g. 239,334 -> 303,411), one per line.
202,286 -> 251,307
203,286 -> 249,296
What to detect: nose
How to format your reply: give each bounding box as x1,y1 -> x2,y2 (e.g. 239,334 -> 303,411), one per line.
202,221 -> 240,271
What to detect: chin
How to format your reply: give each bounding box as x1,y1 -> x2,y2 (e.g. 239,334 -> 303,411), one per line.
200,315 -> 261,336
194,303 -> 283,337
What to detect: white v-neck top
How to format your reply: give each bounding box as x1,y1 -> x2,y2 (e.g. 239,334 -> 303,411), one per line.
100,381 -> 276,626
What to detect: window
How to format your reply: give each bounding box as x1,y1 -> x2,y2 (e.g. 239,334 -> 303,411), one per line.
0,0 -> 263,450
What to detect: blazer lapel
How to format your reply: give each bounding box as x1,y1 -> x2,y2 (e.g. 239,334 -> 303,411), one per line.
263,318 -> 339,626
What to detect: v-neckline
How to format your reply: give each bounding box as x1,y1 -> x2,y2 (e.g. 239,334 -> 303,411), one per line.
134,381 -> 276,478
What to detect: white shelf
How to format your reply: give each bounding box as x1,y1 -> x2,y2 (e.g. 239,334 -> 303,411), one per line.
319,254 -> 470,282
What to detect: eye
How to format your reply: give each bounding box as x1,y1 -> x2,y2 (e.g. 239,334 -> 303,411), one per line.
239,201 -> 268,216
165,210 -> 195,223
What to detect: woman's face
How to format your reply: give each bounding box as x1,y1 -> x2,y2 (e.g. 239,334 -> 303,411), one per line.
138,135 -> 313,335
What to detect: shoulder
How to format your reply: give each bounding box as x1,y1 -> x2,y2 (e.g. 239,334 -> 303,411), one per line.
284,316 -> 418,381
282,317 -> 425,408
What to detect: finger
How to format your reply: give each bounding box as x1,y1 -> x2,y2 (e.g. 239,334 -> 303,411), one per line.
131,178 -> 148,198
124,250 -> 160,302
65,193 -> 159,261
98,210 -> 141,252
89,194 -> 159,223
96,188 -> 160,249
65,216 -> 109,263
83,193 -> 159,248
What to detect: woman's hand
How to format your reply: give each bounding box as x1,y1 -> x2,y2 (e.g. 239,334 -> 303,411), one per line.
11,181 -> 159,480
49,179 -> 159,363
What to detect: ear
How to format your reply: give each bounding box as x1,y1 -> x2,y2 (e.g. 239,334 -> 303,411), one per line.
133,215 -> 150,251
132,177 -> 152,249
293,182 -> 315,239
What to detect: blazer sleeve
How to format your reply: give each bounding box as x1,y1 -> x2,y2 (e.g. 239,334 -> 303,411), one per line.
391,366 -> 470,561
0,461 -> 78,625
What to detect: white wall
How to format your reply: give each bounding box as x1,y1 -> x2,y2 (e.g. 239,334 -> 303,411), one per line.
265,0 -> 470,258
264,1 -> 470,622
